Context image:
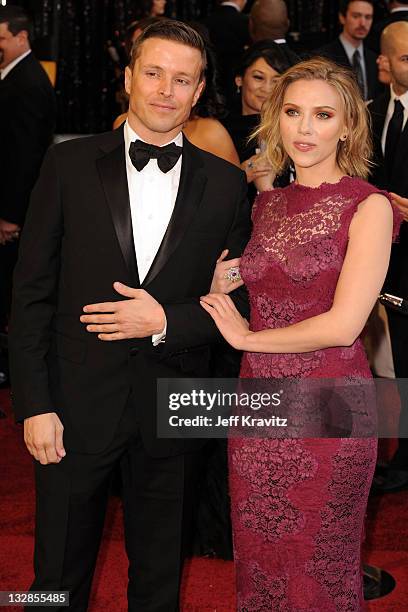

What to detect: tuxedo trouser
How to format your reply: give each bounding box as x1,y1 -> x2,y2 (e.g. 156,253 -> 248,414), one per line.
27,396 -> 200,612
388,310 -> 408,467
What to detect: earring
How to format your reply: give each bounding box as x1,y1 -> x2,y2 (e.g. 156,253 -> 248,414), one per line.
236,85 -> 241,95
340,134 -> 347,141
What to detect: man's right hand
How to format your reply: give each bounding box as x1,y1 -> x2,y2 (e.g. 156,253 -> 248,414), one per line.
24,412 -> 66,465
0,218 -> 20,245
390,192 -> 408,223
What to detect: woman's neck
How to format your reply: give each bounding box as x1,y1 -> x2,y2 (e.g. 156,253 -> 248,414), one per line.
294,161 -> 345,188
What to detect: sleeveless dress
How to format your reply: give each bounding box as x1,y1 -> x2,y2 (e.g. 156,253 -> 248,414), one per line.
228,177 -> 401,611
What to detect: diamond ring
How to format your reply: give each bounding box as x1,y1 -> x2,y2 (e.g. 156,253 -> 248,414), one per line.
225,266 -> 241,283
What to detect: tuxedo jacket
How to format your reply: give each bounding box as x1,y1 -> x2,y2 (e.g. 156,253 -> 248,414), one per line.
316,37 -> 382,101
368,90 -> 408,301
0,52 -> 56,226
205,5 -> 250,97
9,128 -> 250,456
205,5 -> 250,56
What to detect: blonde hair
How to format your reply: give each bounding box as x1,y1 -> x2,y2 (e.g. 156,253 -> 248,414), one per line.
252,57 -> 372,179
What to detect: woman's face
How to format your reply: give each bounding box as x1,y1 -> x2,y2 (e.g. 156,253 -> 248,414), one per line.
151,0 -> 166,16
236,57 -> 280,115
279,78 -> 347,173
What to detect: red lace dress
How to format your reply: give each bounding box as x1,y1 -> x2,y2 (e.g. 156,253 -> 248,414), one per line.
229,177 -> 401,611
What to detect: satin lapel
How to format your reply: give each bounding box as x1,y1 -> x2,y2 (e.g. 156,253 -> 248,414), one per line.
142,139 -> 207,287
391,122 -> 408,190
371,93 -> 389,137
369,93 -> 389,157
96,136 -> 139,285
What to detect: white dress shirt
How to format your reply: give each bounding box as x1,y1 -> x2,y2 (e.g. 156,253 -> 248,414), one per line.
221,2 -> 241,11
381,86 -> 408,154
0,49 -> 31,80
123,120 -> 183,343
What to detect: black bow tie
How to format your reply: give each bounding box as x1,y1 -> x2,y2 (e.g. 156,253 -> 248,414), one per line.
129,140 -> 182,173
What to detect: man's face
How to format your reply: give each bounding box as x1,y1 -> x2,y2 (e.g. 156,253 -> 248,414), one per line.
0,22 -> 27,69
339,1 -> 373,43
125,37 -> 205,145
385,33 -> 408,94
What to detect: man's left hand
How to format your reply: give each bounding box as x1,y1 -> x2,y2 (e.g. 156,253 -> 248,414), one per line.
80,282 -> 166,341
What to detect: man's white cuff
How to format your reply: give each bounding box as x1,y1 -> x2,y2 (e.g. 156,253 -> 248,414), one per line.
152,317 -> 167,346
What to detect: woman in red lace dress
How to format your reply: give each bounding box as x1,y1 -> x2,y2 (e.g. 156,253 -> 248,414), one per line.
202,58 -> 401,611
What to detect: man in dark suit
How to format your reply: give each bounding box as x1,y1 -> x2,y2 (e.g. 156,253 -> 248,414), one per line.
369,21 -> 408,492
205,0 -> 250,102
9,20 -> 250,611
366,0 -> 408,54
317,0 -> 382,101
0,5 -> 55,331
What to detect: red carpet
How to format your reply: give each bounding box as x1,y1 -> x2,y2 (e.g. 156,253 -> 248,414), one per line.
1,387 -> 407,611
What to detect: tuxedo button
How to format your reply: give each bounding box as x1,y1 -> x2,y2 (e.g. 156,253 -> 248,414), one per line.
130,347 -> 139,356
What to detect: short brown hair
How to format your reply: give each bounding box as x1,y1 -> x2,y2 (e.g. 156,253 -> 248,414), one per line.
129,19 -> 207,81
0,5 -> 32,39
253,57 -> 372,179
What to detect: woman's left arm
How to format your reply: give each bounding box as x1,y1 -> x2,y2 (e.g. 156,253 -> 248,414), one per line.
201,193 -> 393,352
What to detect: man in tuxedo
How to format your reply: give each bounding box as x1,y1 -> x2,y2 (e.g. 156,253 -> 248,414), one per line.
317,0 -> 382,101
205,0 -> 250,102
369,21 -> 408,491
367,0 -> 408,54
0,5 -> 55,331
10,20 -> 250,611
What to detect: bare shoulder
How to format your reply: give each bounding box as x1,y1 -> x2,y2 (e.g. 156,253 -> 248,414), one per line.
185,117 -> 229,140
350,192 -> 393,235
184,117 -> 239,166
356,192 -> 392,218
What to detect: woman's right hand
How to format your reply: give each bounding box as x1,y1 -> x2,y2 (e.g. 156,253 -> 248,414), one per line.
241,154 -> 275,187
210,249 -> 244,294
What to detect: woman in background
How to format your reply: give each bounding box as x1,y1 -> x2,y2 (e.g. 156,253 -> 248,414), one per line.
134,0 -> 167,19
223,40 -> 300,200
204,58 -> 401,610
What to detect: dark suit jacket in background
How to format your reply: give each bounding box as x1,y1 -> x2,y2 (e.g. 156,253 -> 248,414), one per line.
9,129 -> 250,457
369,90 -> 408,300
368,91 -> 408,383
204,5 -> 250,101
366,9 -> 408,54
316,37 -> 382,101
0,52 -> 56,326
0,52 -> 56,226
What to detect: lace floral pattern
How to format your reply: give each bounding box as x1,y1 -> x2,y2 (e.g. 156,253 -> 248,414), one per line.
231,178 -> 400,611
239,563 -> 289,612
239,178 -> 395,380
231,440 -> 317,542
305,439 -> 377,611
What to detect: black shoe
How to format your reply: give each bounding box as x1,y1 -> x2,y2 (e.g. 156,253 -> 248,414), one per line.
363,564 -> 396,600
372,468 -> 408,493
